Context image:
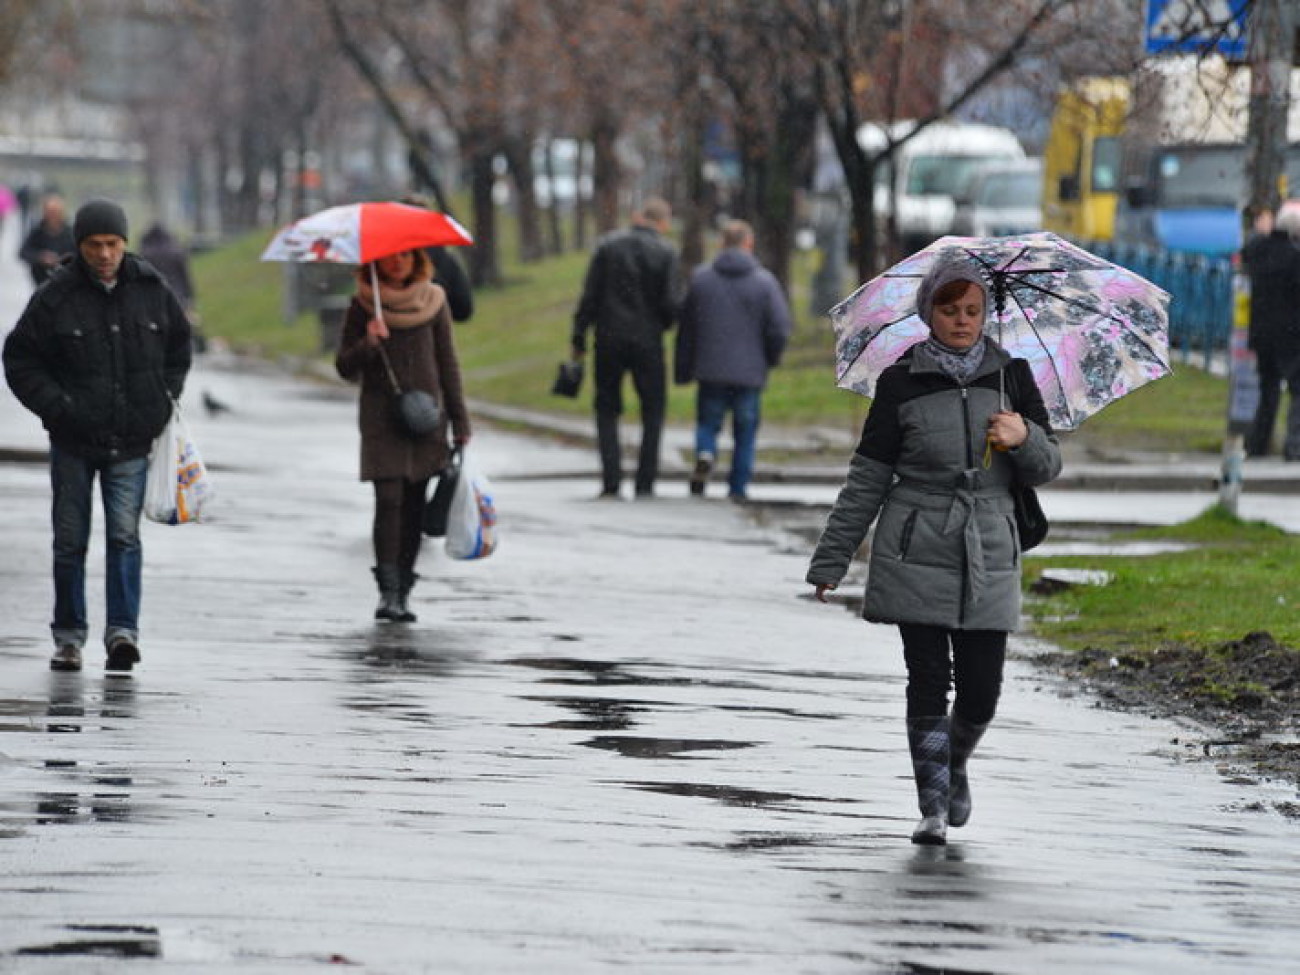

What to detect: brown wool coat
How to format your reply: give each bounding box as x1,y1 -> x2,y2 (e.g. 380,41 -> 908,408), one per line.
335,286 -> 471,482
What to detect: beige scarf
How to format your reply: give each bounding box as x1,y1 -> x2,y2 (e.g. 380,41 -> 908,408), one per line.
355,276 -> 442,329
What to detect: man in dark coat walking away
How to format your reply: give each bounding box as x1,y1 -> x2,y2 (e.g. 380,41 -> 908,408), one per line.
1242,205 -> 1300,460
3,199 -> 192,674
571,197 -> 681,498
18,193 -> 74,287
675,219 -> 793,500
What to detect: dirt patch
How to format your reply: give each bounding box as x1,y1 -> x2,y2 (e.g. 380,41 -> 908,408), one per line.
1030,632 -> 1300,816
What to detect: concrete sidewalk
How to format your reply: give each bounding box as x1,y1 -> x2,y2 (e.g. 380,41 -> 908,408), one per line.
0,354 -> 1298,973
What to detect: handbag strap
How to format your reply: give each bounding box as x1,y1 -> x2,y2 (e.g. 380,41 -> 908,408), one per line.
375,341 -> 404,396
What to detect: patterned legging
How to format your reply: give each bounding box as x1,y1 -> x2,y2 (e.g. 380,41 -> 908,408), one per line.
371,477 -> 430,572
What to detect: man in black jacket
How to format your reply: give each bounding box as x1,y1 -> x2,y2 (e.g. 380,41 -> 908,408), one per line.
4,199 -> 192,673
571,197 -> 680,498
1242,205 -> 1300,460
18,193 -> 74,286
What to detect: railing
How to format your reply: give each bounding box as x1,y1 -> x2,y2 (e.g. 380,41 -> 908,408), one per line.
1085,241 -> 1234,371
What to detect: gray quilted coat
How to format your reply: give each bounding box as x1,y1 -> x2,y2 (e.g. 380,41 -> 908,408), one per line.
807,340 -> 1061,631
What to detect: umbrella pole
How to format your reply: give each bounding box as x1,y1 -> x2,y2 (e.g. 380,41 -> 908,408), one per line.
993,276 -> 1007,411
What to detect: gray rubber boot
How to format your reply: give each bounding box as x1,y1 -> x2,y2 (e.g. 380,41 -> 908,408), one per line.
907,715 -> 950,845
948,713 -> 990,828
372,565 -> 404,622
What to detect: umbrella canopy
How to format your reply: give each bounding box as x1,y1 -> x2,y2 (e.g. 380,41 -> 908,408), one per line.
260,201 -> 472,265
831,232 -> 1171,431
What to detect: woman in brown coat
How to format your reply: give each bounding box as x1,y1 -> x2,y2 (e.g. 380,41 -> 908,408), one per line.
336,248 -> 471,622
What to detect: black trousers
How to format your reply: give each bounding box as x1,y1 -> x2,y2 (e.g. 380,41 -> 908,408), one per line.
593,340 -> 665,493
1247,344 -> 1300,459
899,623 -> 1007,724
372,477 -> 430,572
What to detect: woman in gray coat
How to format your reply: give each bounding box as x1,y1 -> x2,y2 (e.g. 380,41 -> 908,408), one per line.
336,248 -> 471,623
806,255 -> 1061,845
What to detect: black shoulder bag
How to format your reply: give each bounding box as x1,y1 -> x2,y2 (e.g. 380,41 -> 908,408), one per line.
1004,366 -> 1048,552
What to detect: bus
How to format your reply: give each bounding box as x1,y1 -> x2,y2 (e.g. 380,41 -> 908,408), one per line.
1041,76 -> 1128,243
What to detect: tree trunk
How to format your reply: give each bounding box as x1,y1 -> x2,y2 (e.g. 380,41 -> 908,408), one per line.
1245,0 -> 1296,221
591,114 -> 622,234
502,136 -> 544,263
468,150 -> 500,287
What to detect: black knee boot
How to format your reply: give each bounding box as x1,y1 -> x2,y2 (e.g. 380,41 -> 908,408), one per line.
372,564 -> 403,622
948,713 -> 989,828
907,715 -> 950,845
396,568 -> 419,623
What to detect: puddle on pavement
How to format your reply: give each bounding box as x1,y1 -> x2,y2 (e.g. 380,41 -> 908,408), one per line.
581,735 -> 755,759
519,694 -> 656,731
504,655 -> 768,692
626,780 -> 852,810
17,924 -> 162,958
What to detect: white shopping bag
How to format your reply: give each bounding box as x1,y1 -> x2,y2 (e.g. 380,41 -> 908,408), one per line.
144,400 -> 214,525
445,449 -> 497,560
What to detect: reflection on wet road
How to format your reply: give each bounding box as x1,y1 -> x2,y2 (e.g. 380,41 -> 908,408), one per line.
0,368 -> 1297,972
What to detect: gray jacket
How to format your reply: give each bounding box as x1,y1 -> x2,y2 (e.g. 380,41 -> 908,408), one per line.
807,340 -> 1061,631
674,249 -> 792,388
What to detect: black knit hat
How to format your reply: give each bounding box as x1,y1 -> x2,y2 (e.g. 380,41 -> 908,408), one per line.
73,199 -> 129,244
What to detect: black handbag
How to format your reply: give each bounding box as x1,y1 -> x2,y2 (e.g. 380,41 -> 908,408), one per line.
551,359 -> 583,398
377,342 -> 441,438
423,448 -> 461,537
1003,364 -> 1049,551
1011,480 -> 1048,551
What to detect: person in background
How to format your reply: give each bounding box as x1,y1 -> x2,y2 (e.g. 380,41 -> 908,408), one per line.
400,195 -> 473,322
1241,205 -> 1300,461
18,193 -> 75,287
139,222 -> 196,313
3,199 -> 192,674
805,255 -> 1061,845
675,219 -> 793,501
571,197 -> 680,499
335,248 -> 471,623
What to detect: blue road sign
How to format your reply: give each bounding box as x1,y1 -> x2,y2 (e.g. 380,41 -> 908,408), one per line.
1146,0 -> 1249,58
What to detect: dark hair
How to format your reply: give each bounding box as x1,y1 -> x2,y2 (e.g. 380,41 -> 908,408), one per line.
931,278 -> 981,307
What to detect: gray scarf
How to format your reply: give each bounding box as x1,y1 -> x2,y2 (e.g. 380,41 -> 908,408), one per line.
924,335 -> 987,384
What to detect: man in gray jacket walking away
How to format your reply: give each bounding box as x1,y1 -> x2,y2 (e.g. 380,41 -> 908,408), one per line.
675,220 -> 793,500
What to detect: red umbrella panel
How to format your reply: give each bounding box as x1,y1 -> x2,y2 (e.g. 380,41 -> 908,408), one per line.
260,201 -> 473,264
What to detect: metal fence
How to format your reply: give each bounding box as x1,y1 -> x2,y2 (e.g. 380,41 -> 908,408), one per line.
1087,241 -> 1234,371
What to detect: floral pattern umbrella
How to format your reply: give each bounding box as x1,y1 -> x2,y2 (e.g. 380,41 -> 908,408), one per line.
831,232 -> 1172,431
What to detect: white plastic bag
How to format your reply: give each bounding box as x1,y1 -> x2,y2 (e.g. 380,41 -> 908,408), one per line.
445,449 -> 497,560
144,400 -> 214,525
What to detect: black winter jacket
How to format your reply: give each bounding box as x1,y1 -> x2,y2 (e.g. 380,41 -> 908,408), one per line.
571,225 -> 680,352
3,254 -> 192,462
1241,230 -> 1300,354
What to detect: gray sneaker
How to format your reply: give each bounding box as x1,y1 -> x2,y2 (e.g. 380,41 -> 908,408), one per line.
50,644 -> 82,672
689,454 -> 713,496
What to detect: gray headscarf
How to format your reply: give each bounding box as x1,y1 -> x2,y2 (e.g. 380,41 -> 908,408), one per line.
915,253 -> 991,383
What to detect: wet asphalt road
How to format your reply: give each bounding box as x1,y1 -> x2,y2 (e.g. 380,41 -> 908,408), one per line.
1,353 -> 1299,974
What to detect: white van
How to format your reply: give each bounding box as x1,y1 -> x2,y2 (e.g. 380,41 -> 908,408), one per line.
857,120 -> 1026,252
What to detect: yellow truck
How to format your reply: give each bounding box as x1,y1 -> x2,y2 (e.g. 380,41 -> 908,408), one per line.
1041,76 -> 1128,243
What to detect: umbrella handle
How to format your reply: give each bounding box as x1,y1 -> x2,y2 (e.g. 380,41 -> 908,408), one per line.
369,262 -> 386,328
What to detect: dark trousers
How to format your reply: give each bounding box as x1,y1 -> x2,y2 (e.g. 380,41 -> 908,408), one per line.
1247,347 -> 1300,459
899,623 -> 1007,724
593,340 -> 665,494
372,477 -> 430,572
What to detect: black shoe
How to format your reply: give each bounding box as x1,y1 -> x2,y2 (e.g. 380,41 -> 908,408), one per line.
105,638 -> 140,674
689,455 -> 713,496
634,486 -> 655,499
50,644 -> 82,672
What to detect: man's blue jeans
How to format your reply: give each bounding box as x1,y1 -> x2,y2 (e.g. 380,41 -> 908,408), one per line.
49,446 -> 148,650
695,383 -> 762,497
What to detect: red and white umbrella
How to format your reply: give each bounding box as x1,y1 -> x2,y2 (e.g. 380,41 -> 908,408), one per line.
260,201 -> 472,265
